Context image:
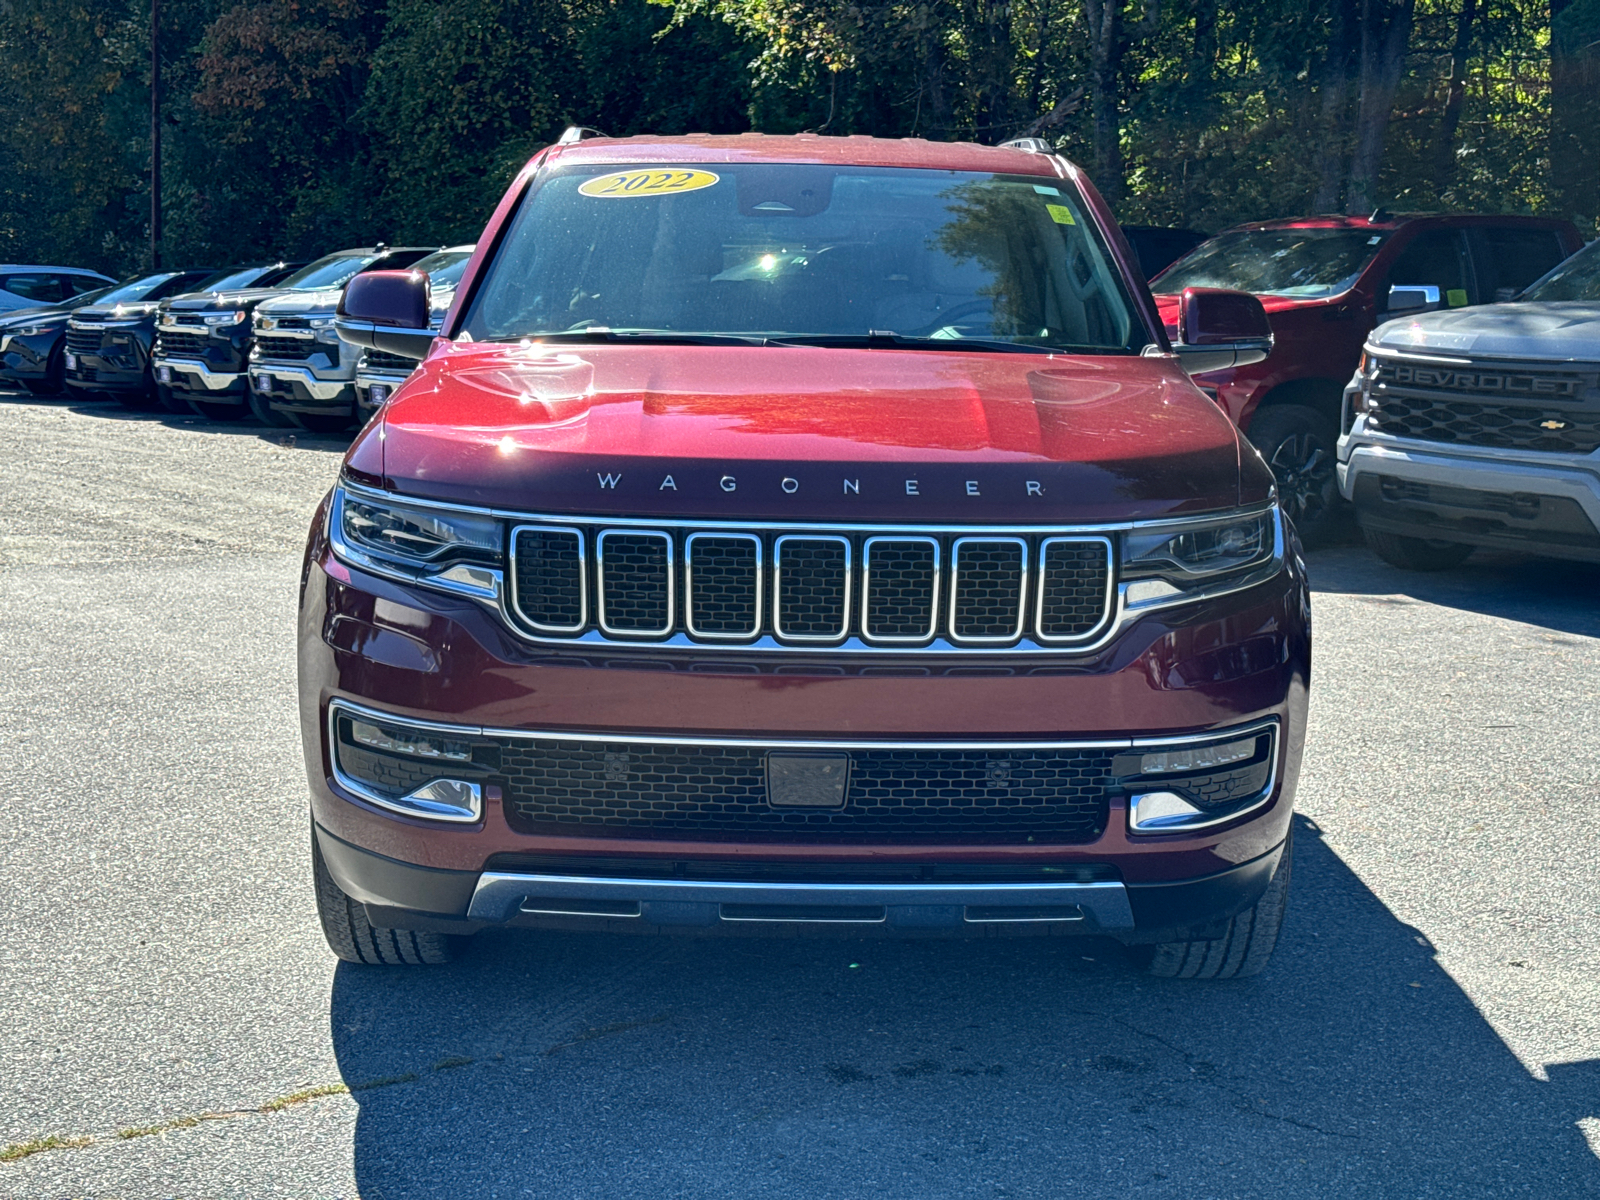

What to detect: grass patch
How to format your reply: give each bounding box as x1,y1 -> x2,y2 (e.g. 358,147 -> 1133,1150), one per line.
1,1135 -> 94,1163
115,1115 -> 201,1140
259,1084 -> 350,1113
546,1013 -> 670,1056
349,1072 -> 418,1092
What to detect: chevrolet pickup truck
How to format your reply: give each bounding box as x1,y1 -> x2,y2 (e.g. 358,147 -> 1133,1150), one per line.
302,131 -> 1310,979
1341,236 -> 1600,568
1151,214 -> 1582,542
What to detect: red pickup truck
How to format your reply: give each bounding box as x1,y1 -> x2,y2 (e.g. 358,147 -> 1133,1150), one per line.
1150,214 -> 1583,541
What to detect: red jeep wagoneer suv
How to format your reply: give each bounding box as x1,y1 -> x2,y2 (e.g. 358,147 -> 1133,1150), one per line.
301,131 -> 1311,978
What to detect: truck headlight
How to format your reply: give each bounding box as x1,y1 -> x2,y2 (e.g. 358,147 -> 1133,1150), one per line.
329,485 -> 504,600
203,310 -> 246,329
1120,506 -> 1281,608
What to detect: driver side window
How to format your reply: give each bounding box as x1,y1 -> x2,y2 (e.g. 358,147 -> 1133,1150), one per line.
1385,230 -> 1472,310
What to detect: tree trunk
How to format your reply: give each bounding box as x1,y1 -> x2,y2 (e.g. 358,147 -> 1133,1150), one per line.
1433,0 -> 1477,195
1345,0 -> 1415,214
1082,0 -> 1124,201
1312,0 -> 1357,212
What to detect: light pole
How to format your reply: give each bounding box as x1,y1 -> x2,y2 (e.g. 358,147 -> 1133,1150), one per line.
150,0 -> 161,269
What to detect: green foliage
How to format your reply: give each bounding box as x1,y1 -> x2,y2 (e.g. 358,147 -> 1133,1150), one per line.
0,0 -> 1591,271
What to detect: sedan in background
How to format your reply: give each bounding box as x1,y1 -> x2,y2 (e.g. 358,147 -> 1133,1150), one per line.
0,284 -> 115,394
0,265 -> 115,313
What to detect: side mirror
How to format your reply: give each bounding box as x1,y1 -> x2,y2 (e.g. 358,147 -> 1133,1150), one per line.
335,270 -> 434,360
1172,287 -> 1273,376
1385,284 -> 1440,315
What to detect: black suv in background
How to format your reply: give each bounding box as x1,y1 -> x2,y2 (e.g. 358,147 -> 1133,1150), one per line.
156,246 -> 436,424
0,284 -> 115,394
64,266 -> 290,410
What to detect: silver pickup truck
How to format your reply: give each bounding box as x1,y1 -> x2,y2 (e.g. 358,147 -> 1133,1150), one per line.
1339,239 -> 1600,569
352,245 -> 474,418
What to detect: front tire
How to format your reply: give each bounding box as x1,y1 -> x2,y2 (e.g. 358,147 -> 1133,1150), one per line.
1362,526 -> 1475,571
1143,828 -> 1292,980
1246,404 -> 1342,545
24,346 -> 65,396
247,386 -> 296,427
312,835 -> 459,965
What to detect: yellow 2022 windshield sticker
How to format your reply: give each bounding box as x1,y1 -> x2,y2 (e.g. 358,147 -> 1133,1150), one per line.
578,169 -> 720,198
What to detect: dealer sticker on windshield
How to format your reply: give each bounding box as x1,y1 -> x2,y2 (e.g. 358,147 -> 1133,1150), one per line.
578,169 -> 720,199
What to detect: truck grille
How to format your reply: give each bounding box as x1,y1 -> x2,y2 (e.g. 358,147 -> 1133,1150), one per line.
255,335 -> 322,361
155,330 -> 209,357
497,738 -> 1113,843
363,350 -> 416,371
1369,358 -> 1600,454
510,521 -> 1114,652
65,328 -> 101,355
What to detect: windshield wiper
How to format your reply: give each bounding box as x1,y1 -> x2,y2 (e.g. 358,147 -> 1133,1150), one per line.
519,327 -> 768,346
767,332 -> 1069,355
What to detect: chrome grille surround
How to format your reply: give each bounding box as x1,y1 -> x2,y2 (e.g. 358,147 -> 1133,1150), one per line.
948,537 -> 1029,645
596,530 -> 674,637
861,536 -> 940,643
685,532 -> 763,640
330,483 -> 1286,657
773,535 -> 852,642
509,526 -> 587,633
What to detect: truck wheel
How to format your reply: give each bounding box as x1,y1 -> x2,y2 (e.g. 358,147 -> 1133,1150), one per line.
1362,527 -> 1475,571
1247,405 -> 1341,545
289,411 -> 355,435
155,383 -> 191,414
247,388 -> 295,427
1143,828 -> 1292,980
312,834 -> 459,965
24,346 -> 66,395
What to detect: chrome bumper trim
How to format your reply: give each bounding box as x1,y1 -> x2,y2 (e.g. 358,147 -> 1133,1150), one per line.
466,872 -> 1134,929
154,357 -> 241,391
253,363 -> 350,401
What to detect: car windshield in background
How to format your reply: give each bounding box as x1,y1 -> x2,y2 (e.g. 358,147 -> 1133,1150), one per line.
197,266 -> 273,292
1521,240 -> 1600,302
412,250 -> 473,288
279,254 -> 379,292
462,165 -> 1143,353
1153,229 -> 1385,299
94,274 -> 188,305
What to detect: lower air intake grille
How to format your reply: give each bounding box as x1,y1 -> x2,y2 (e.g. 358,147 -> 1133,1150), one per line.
498,739 -> 1114,843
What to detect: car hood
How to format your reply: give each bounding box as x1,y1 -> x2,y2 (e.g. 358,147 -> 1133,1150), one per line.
1370,302 -> 1600,362
165,287 -> 294,312
0,301 -> 76,325
256,290 -> 342,316
354,343 -> 1259,523
70,303 -> 160,324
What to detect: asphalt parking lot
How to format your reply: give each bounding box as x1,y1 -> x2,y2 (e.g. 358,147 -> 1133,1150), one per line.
2,393 -> 1598,1199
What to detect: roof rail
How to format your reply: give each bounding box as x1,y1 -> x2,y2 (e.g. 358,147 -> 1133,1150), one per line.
556,126 -> 609,145
999,137 -> 1054,154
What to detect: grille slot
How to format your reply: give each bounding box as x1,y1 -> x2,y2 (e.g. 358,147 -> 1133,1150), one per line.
686,534 -> 761,639
255,335 -> 322,361
862,537 -> 939,641
364,349 -> 416,371
775,536 -> 851,641
155,330 -> 209,357
511,527 -> 586,632
597,531 -> 673,636
950,538 -> 1027,643
498,738 -> 1113,844
65,328 -> 101,355
1036,538 -> 1113,641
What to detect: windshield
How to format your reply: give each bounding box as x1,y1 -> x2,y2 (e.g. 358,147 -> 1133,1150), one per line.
413,249 -> 473,289
196,266 -> 273,292
279,253 -> 379,292
95,274 -> 184,305
462,165 -> 1143,353
1153,229 -> 1386,299
1522,240 -> 1600,302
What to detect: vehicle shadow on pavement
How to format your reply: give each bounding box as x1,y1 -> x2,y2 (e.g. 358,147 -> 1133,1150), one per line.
1307,544 -> 1600,639
327,815 -> 1599,1198
0,390 -> 356,451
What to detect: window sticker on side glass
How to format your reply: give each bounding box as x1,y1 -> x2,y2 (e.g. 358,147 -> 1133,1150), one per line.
578,169 -> 721,198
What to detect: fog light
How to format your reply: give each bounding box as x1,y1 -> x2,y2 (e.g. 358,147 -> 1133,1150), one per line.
398,779 -> 482,822
349,718 -> 472,762
1128,791 -> 1205,832
1140,737 -> 1255,775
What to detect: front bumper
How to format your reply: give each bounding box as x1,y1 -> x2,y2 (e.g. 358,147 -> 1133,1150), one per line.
0,332 -> 54,383
155,356 -> 247,400
252,361 -> 356,414
355,367 -> 411,417
1339,420 -> 1600,561
65,348 -> 150,394
298,512 -> 1310,942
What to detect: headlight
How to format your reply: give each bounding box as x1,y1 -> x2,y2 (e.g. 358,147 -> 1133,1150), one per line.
310,316 -> 336,328
6,324 -> 52,337
203,311 -> 246,327
1120,506 -> 1281,608
330,485 -> 504,601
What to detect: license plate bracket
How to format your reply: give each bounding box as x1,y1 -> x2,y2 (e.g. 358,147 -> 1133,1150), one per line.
766,752 -> 851,808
